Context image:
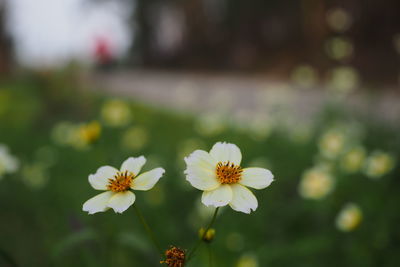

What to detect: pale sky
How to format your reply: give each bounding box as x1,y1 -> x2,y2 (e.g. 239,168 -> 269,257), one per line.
5,0 -> 134,68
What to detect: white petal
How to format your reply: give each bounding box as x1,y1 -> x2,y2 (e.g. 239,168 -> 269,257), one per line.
107,191 -> 136,213
210,142 -> 242,165
120,156 -> 146,175
201,184 -> 232,207
229,184 -> 258,214
5,156 -> 19,173
82,191 -> 114,214
131,168 -> 165,191
89,166 -> 118,190
184,150 -> 220,190
240,168 -> 274,189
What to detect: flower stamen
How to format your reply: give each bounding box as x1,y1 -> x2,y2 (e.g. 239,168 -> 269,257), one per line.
107,170 -> 134,192
216,161 -> 242,184
160,246 -> 185,267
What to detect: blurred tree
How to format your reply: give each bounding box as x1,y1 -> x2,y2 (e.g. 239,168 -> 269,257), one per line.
0,1 -> 12,76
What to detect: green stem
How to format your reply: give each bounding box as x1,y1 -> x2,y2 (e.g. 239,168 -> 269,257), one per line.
133,204 -> 163,256
207,244 -> 213,267
186,207 -> 220,262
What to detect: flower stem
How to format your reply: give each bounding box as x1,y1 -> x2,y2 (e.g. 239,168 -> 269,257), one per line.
133,204 -> 163,256
186,207 -> 220,262
207,244 -> 213,267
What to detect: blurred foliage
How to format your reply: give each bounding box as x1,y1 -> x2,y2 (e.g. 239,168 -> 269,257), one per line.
0,70 -> 399,267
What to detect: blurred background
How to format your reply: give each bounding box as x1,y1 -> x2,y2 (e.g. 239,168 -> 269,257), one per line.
0,0 -> 399,266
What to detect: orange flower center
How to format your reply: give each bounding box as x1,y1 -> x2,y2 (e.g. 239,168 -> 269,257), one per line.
216,161 -> 242,184
160,246 -> 185,267
107,170 -> 134,192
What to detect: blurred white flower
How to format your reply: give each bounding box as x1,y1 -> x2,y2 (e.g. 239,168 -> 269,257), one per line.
325,37 -> 353,61
289,123 -> 313,144
247,115 -> 274,141
51,121 -> 101,150
236,253 -> 259,267
184,142 -> 274,214
299,166 -> 334,200
21,162 -> 49,189
0,144 -> 19,179
101,99 -> 132,127
83,156 -> 165,214
364,151 -> 395,179
326,66 -> 360,95
121,126 -> 149,152
318,128 -> 346,159
336,203 -> 362,232
291,64 -> 318,89
51,121 -> 77,146
340,146 -> 366,173
194,113 -> 226,136
326,8 -> 352,33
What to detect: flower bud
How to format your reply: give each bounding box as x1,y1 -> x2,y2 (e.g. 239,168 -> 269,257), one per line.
198,228 -> 216,243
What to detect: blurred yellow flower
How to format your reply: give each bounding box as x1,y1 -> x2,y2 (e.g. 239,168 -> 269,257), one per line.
364,151 -> 395,179
336,203 -> 362,232
325,37 -> 353,61
79,121 -> 101,145
326,8 -> 352,33
121,126 -> 148,152
299,167 -> 334,200
291,64 -> 318,89
327,66 -> 360,95
236,253 -> 259,267
51,121 -> 77,146
340,146 -> 366,173
101,99 -> 132,127
52,121 -> 101,149
318,129 -> 346,159
185,142 -> 274,214
21,162 -> 49,189
83,156 -> 165,214
0,144 -> 19,180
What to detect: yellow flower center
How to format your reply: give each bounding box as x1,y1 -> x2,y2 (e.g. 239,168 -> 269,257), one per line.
216,161 -> 242,184
107,170 -> 134,192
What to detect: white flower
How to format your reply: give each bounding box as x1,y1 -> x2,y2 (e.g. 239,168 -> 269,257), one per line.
298,166 -> 334,200
0,144 -> 19,179
335,203 -> 362,232
83,156 -> 165,214
340,146 -> 366,173
184,142 -> 274,214
318,129 -> 346,159
364,151 -> 395,179
101,99 -> 132,127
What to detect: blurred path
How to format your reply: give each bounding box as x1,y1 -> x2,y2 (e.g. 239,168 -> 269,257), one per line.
91,70 -> 400,122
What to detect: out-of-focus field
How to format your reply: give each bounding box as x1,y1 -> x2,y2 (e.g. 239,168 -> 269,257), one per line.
0,71 -> 399,267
